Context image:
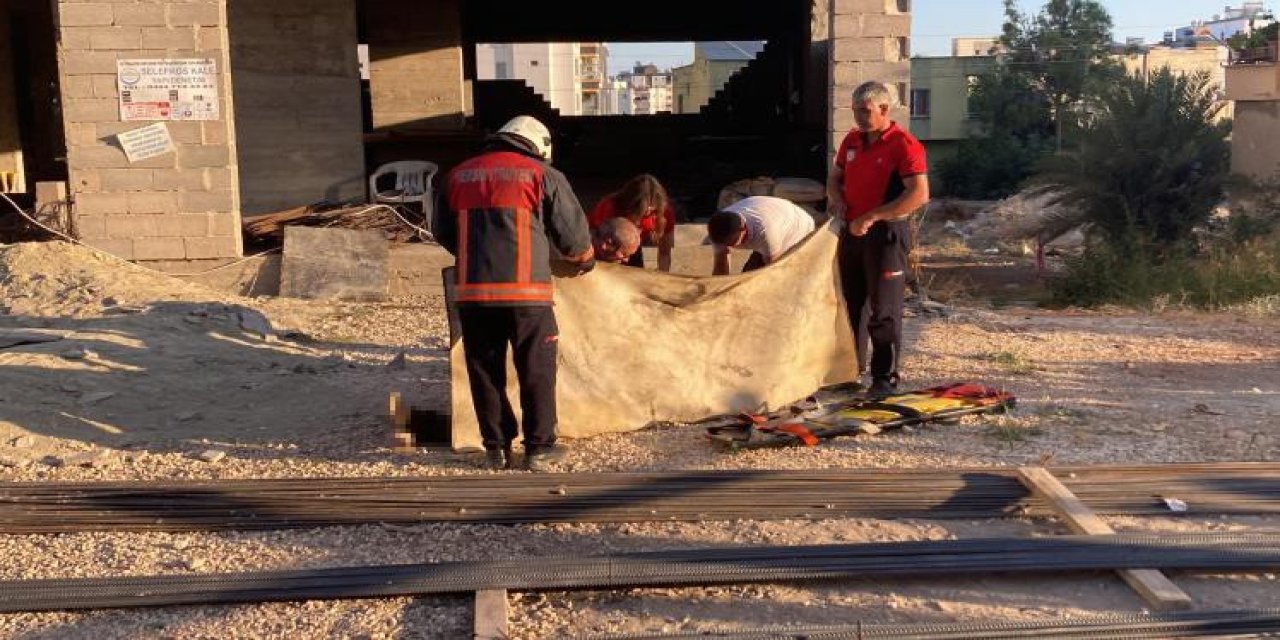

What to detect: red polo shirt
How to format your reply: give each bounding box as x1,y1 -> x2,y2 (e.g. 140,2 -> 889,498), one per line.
587,194 -> 676,245
834,122 -> 927,221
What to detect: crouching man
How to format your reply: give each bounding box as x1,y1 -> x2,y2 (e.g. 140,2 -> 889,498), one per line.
708,195 -> 816,275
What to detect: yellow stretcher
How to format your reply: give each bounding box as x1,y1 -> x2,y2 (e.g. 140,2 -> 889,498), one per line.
704,383 -> 1017,449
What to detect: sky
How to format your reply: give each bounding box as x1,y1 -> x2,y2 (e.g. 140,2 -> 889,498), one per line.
604,1 -> 1268,72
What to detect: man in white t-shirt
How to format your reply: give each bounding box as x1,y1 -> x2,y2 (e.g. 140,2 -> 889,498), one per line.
708,196 -> 817,275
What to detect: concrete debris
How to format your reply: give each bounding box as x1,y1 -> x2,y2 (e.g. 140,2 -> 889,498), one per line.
10,436 -> 35,449
79,392 -> 117,406
385,351 -> 408,371
237,308 -> 275,339
64,451 -> 112,469
194,449 -> 227,463
0,329 -> 67,349
59,345 -> 93,360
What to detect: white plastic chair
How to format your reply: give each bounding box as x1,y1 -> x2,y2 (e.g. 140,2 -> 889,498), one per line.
368,160 -> 438,211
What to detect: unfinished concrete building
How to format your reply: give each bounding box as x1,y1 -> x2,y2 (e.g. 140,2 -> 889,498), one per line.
0,0 -> 910,265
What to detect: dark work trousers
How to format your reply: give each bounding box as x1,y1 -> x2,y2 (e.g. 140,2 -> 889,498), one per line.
457,306 -> 559,452
838,220 -> 910,381
741,251 -> 767,272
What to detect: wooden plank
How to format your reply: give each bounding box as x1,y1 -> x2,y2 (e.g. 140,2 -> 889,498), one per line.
1018,466 -> 1193,611
473,588 -> 508,640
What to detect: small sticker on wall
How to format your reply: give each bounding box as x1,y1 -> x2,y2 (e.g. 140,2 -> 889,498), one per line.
116,123 -> 176,163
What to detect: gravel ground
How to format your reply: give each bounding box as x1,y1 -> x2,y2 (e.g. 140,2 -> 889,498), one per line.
0,241 -> 1278,638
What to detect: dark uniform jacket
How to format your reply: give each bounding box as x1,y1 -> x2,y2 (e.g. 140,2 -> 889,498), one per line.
436,136 -> 592,306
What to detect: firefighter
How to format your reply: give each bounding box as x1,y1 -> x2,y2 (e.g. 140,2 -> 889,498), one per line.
436,116 -> 595,471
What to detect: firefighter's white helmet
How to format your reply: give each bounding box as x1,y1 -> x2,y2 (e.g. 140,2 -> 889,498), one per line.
498,116 -> 553,160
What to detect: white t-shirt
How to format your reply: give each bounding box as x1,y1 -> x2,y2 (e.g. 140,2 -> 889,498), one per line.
720,196 -> 816,262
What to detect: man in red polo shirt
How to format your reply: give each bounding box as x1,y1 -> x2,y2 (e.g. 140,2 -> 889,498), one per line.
827,81 -> 931,398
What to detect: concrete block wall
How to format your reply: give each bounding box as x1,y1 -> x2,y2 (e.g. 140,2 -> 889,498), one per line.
829,0 -> 911,156
228,0 -> 365,215
363,0 -> 466,131
58,0 -> 242,261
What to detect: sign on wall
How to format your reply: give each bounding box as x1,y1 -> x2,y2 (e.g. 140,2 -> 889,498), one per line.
117,59 -> 220,121
116,123 -> 176,163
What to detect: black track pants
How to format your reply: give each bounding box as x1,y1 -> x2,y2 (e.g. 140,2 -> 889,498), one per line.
458,306 -> 559,452
838,221 -> 910,380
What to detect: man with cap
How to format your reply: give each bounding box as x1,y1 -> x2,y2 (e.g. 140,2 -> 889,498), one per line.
707,195 -> 816,275
435,115 -> 595,472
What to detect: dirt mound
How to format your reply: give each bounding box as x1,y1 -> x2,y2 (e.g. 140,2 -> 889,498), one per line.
0,241 -> 230,317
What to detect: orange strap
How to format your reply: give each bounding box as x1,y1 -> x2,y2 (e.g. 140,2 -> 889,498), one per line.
771,423 -> 820,447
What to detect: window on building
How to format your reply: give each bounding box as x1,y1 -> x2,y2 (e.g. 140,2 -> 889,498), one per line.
530,60 -> 539,67
910,88 -> 930,118
965,75 -> 980,119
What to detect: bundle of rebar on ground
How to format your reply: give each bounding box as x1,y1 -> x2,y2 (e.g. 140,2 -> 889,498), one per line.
590,609 -> 1280,639
2,534 -> 1278,613
0,463 -> 1276,534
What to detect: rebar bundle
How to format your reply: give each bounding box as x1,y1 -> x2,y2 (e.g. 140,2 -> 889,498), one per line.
589,609 -> 1280,639
0,463 -> 1276,533
1,534 -> 1277,613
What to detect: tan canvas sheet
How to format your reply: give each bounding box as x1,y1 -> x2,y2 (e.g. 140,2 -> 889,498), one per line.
450,221 -> 856,451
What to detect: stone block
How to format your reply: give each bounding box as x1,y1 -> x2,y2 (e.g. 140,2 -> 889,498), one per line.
127,191 -> 178,214
280,227 -> 387,301
99,168 -> 153,191
196,26 -> 225,50
152,169 -> 206,190
204,168 -> 235,190
105,214 -> 159,238
62,75 -> 96,99
156,214 -> 211,237
862,14 -> 912,38
64,98 -> 119,123
177,144 -> 230,168
60,3 -> 115,27
142,27 -> 197,50
61,51 -> 119,75
167,122 -> 203,144
133,237 -> 187,260
74,192 -> 130,215
179,190 -> 234,213
167,3 -> 222,27
82,237 -> 134,260
89,26 -> 142,50
208,212 -> 238,237
184,236 -> 240,260
112,4 -> 168,26
60,27 -> 95,50
201,121 -> 229,145
93,74 -> 119,98
76,215 -> 107,239
833,37 -> 887,63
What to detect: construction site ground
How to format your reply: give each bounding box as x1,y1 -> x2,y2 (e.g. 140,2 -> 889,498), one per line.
0,240 -> 1278,639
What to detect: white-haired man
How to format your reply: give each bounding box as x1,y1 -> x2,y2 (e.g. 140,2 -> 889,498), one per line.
826,81 -> 931,398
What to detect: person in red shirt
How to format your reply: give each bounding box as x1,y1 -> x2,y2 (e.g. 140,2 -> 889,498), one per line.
587,174 -> 676,272
826,81 -> 931,398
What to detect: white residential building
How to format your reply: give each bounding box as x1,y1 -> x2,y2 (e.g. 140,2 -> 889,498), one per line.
1170,2 -> 1274,46
476,42 -> 608,116
617,64 -> 674,115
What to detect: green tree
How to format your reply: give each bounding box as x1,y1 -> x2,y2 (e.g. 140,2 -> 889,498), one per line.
998,0 -> 1116,150
1035,69 -> 1230,253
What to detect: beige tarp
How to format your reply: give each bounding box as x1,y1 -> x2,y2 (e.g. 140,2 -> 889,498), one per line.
450,221 -> 856,451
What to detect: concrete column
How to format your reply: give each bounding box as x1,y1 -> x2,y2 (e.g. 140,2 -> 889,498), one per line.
364,0 -> 466,131
228,0 -> 365,214
57,0 -> 242,260
829,0 -> 911,158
